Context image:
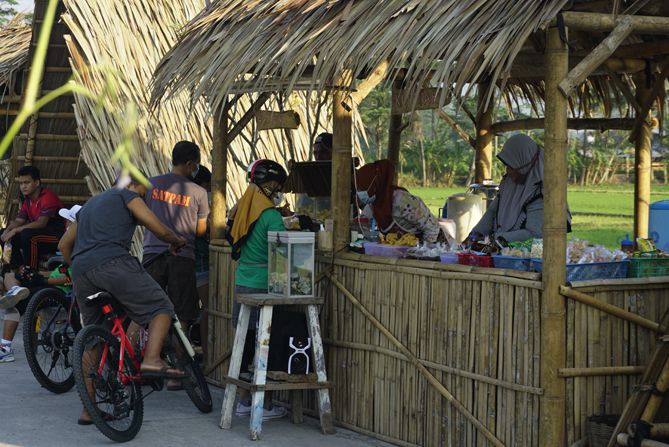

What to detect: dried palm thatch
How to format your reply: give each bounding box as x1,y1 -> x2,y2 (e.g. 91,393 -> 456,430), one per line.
0,14 -> 30,95
62,0 -> 363,207
152,0 -> 569,113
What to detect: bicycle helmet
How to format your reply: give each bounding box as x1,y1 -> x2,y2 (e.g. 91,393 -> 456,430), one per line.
248,159 -> 287,187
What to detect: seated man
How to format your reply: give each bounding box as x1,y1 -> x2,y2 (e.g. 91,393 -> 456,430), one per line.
0,166 -> 64,306
58,173 -> 187,424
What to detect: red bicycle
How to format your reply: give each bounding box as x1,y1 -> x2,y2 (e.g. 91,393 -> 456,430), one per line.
72,291 -> 212,442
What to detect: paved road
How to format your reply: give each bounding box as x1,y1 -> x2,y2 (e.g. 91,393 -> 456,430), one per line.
0,325 -> 390,447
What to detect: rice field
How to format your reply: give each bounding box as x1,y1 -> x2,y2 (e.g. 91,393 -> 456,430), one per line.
413,184 -> 669,249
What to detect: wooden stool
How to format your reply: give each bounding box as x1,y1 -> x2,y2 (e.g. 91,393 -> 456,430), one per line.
219,294 -> 335,440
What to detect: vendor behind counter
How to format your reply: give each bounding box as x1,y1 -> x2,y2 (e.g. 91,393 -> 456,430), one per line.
469,133 -> 571,245
355,159 -> 441,243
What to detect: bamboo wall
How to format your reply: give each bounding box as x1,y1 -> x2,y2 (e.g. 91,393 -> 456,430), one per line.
565,281 -> 669,445
208,246 -> 669,446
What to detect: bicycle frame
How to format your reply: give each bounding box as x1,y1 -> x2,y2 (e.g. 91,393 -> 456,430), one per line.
98,304 -> 143,386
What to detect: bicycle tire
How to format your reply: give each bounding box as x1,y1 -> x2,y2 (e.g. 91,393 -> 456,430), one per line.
73,325 -> 144,442
170,332 -> 212,413
23,288 -> 81,393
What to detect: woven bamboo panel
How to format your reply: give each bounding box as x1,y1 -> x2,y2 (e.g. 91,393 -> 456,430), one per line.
564,284 -> 669,445
209,248 -> 543,446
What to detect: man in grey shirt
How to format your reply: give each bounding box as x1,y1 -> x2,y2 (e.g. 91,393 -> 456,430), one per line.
143,141 -> 209,328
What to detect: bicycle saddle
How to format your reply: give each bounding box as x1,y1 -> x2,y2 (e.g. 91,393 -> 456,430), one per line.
85,291 -> 121,309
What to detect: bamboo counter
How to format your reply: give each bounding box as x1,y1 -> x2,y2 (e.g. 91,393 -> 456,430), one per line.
207,244 -> 669,446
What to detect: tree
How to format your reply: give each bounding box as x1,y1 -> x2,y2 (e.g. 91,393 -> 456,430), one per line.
0,0 -> 18,26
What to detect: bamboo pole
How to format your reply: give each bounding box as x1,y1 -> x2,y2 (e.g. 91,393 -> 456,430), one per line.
475,82 -> 494,183
387,80 -> 403,179
560,12 -> 669,35
342,59 -> 389,112
617,433 -> 669,447
559,286 -> 662,333
558,17 -> 633,97
435,110 -> 475,147
326,273 -> 505,447
634,71 -> 653,240
490,118 -> 636,133
558,366 -> 646,377
211,107 -> 228,241
651,424 -> 669,438
541,25 -> 569,447
332,74 -> 353,252
640,355 -> 669,423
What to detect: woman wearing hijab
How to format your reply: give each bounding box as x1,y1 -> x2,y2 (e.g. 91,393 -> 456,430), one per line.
355,159 -> 441,243
226,159 -> 288,420
469,133 -> 568,244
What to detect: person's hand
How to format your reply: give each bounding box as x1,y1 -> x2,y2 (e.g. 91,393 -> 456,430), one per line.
277,205 -> 293,217
169,236 -> 187,255
464,232 -> 483,248
1,228 -> 16,243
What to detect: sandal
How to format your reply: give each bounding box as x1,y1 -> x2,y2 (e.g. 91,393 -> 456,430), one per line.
77,411 -> 115,425
140,365 -> 186,379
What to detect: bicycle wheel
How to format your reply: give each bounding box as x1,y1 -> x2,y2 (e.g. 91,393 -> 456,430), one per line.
73,325 -> 144,442
23,288 -> 81,393
167,330 -> 212,413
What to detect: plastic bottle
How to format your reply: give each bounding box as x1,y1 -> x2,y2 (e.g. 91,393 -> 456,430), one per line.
371,218 -> 378,242
621,233 -> 634,254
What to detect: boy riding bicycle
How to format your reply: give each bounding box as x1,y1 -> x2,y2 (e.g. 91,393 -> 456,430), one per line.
59,174 -> 187,425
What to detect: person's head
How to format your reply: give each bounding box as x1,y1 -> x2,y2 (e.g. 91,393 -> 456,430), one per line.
498,134 -> 542,185
192,165 -> 212,192
248,159 -> 287,205
17,165 -> 41,198
171,141 -> 201,178
313,133 -> 333,161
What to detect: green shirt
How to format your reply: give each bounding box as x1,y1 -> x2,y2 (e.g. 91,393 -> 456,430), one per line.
49,264 -> 73,294
235,208 -> 286,289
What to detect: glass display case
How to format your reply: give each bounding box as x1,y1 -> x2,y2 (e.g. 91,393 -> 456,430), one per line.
295,193 -> 331,221
268,231 -> 315,297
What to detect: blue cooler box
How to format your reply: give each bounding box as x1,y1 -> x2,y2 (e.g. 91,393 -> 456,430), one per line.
649,200 -> 669,252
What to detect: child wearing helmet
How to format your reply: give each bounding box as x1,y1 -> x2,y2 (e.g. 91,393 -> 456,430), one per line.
227,159 -> 289,420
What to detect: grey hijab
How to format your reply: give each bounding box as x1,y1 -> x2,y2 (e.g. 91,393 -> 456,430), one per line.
495,134 -> 544,233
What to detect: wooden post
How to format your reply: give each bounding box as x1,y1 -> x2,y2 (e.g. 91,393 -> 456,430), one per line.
475,82 -> 494,183
211,107 -> 228,241
332,77 -> 353,252
541,26 -> 568,447
387,81 -> 403,179
634,71 -> 653,240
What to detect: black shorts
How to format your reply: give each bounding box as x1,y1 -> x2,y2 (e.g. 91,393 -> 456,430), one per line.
73,256 -> 174,326
144,253 -> 199,322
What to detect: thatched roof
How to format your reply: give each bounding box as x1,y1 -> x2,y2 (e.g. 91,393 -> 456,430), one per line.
0,14 -> 30,92
152,0 -> 569,113
153,0 -> 669,120
62,0 -> 363,206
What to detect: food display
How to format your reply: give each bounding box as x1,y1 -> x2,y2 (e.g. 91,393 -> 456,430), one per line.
268,231 -> 315,297
629,238 -> 669,277
295,193 -> 331,222
406,243 -> 454,260
380,232 -> 419,246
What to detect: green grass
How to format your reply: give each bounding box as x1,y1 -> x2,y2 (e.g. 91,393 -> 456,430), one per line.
412,184 -> 669,249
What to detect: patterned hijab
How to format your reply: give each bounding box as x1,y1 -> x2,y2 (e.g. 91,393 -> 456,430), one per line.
495,134 -> 544,233
355,160 -> 397,231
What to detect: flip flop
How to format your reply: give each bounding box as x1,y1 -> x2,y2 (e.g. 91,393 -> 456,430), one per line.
140,365 -> 186,379
166,381 -> 184,391
77,412 -> 115,425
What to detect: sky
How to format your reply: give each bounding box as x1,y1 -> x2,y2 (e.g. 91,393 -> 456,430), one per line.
16,0 -> 34,13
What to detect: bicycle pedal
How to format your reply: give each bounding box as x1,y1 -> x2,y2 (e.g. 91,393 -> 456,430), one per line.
146,377 -> 164,391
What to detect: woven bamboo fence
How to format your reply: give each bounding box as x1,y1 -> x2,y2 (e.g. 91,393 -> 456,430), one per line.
564,280 -> 669,445
209,246 -> 669,446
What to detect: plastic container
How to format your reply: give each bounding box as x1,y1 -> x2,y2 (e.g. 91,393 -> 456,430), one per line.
439,253 -> 458,264
532,259 -> 629,282
649,200 -> 669,252
446,193 -> 484,243
628,257 -> 669,278
620,233 -> 634,254
491,255 -> 532,271
363,242 -> 411,258
457,252 -> 494,268
268,231 -> 315,297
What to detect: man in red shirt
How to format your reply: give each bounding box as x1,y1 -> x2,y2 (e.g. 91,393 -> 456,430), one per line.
1,166 -> 65,271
